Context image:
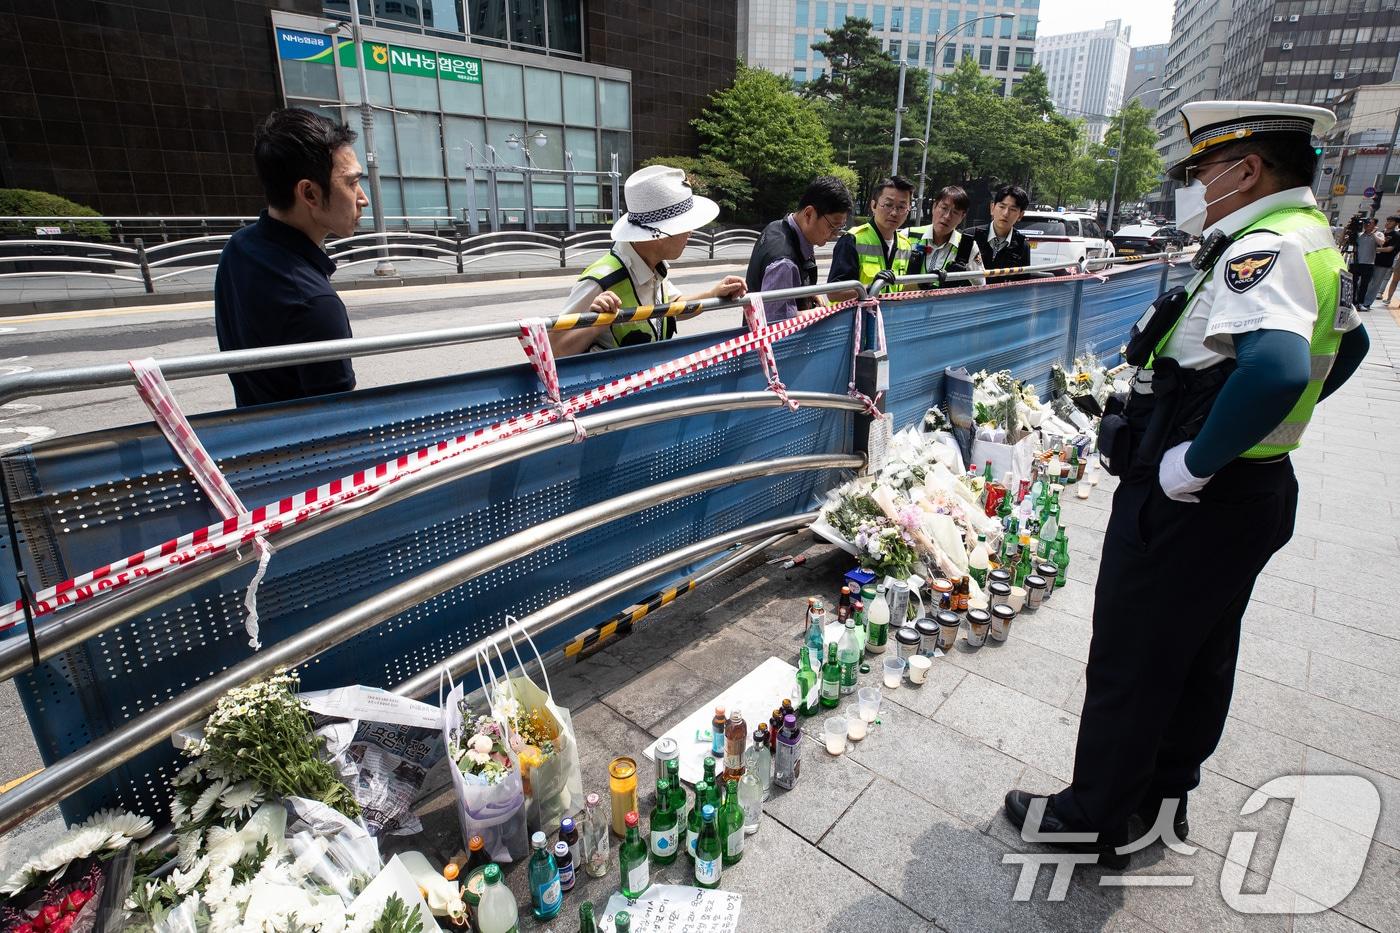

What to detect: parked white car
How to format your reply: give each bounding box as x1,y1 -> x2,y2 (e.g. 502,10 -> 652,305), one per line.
1014,211 -> 1115,270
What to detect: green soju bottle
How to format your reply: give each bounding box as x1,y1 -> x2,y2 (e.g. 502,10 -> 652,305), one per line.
619,810 -> 650,899
615,911 -> 632,933
1053,531 -> 1070,588
649,779 -> 678,865
837,619 -> 859,694
578,902 -> 598,933
528,831 -> 562,921
796,646 -> 818,716
1014,542 -> 1034,588
720,777 -> 745,866
666,758 -> 688,831
686,780 -> 709,860
820,642 -> 841,709
694,804 -> 722,889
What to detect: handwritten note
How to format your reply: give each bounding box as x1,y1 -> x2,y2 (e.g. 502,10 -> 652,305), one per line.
601,884 -> 742,932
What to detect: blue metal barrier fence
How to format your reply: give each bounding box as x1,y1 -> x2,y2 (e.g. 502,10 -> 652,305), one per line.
0,259 -> 1189,826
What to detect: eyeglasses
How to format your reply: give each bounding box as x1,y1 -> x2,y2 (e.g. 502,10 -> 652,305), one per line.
1184,155 -> 1270,185
818,213 -> 845,233
875,200 -> 911,213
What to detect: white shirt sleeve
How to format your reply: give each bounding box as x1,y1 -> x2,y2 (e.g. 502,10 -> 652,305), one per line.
968,241 -> 986,287
561,277 -> 603,318
1201,232 -> 1319,358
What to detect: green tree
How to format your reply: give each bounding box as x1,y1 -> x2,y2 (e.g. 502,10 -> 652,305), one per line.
639,155 -> 755,219
804,19 -> 929,199
1010,63 -> 1054,117
693,65 -> 838,220
1085,100 -> 1163,223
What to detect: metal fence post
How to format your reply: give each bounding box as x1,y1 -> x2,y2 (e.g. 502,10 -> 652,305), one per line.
522,168 -> 536,233
465,169 -> 480,236
563,151 -> 577,235
853,304 -> 889,468
1065,277 -> 1086,362
709,228 -> 716,259
610,153 -> 621,221
1158,256 -> 1170,295
559,233 -> 568,268
488,171 -> 502,233
455,230 -> 464,274
134,237 -> 154,294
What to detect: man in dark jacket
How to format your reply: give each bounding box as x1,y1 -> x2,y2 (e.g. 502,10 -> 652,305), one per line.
214,109 -> 367,408
745,176 -> 853,320
966,183 -> 1031,275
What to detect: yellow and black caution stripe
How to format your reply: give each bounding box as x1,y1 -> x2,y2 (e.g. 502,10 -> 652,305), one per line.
563,578 -> 699,660
551,299 -> 704,332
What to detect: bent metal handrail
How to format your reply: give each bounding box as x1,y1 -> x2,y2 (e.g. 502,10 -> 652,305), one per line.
0,391 -> 863,685
0,279 -> 872,407
393,518 -> 811,701
0,455 -> 858,834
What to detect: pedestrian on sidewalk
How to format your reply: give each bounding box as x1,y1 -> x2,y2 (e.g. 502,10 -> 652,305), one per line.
214,109 -> 366,408
549,165 -> 747,356
1005,101 -> 1370,869
745,176 -> 853,321
826,175 -> 914,300
1351,217 -> 1381,310
1376,215 -> 1399,307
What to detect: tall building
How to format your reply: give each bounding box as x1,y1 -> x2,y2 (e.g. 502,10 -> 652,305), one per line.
1316,79 -> 1400,223
1035,19 -> 1133,143
1127,44 -> 1170,112
0,1 -> 737,219
741,1 -> 1041,98
1151,0 -> 1234,212
1217,0 -> 1400,105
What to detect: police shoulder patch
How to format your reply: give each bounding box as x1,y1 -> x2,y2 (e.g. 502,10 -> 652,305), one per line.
1224,250 -> 1279,293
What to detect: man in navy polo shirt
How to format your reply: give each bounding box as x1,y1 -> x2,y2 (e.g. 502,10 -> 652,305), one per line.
214,109 -> 368,408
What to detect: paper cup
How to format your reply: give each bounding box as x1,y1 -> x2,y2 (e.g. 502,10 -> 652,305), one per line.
964,610 -> 990,647
990,604 -> 1016,642
1008,586 -> 1027,613
907,654 -> 932,684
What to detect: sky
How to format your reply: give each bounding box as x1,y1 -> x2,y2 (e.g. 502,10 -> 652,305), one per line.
1034,0 -> 1176,47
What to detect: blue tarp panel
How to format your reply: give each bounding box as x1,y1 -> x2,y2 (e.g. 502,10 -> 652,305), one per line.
0,266 -> 1179,822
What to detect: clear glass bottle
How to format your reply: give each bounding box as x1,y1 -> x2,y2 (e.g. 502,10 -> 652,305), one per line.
581,791 -> 609,878
527,831 -> 561,921
476,863 -> 519,933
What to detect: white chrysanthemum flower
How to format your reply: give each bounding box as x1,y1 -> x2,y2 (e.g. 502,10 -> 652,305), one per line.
191,778 -> 227,823
204,824 -> 244,868
203,863 -> 235,908
87,808 -> 154,845
173,760 -> 205,786
218,780 -> 263,821
170,855 -> 209,895
175,828 -> 204,869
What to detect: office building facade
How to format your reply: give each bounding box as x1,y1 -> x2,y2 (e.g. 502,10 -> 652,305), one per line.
1034,19 -> 1132,143
1217,0 -> 1400,104
1316,79 -> 1400,222
740,0 -> 1042,98
1149,0 -> 1234,213
0,1 -> 736,222
1127,43 -> 1169,112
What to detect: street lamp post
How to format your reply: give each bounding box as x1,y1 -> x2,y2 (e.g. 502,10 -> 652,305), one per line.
332,8 -> 396,276
505,131 -> 549,232
891,62 -> 907,174
914,12 -> 1015,223
1106,75 -> 1173,234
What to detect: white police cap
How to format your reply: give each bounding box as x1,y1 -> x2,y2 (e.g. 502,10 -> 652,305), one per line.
1165,100 -> 1336,182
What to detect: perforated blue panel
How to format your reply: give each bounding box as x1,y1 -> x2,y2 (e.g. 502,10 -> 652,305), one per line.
1,315 -> 856,822
0,267 -> 1184,822
1076,263 -> 1196,366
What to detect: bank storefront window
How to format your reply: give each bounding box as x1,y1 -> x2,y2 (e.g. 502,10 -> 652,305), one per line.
274,17 -> 630,227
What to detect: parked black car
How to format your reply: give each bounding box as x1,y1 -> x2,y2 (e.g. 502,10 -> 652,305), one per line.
1110,223 -> 1191,255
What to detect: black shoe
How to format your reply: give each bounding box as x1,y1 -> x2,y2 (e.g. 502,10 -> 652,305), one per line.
1003,790 -> 1130,870
1134,795 -> 1189,841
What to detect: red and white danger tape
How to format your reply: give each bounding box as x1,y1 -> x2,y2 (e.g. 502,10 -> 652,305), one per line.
1,297 -> 858,634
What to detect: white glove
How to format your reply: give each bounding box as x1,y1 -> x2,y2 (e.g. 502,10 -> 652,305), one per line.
1158,442 -> 1212,503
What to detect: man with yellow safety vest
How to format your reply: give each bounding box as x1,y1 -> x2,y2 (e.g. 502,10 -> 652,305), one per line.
550,165 -> 747,356
907,185 -> 985,286
827,175 -> 914,297
1004,102 -> 1370,869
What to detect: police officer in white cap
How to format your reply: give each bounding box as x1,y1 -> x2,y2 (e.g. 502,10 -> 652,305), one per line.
550,165 -> 747,356
1004,101 -> 1371,867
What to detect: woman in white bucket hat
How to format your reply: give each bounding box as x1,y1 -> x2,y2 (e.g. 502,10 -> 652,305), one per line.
550,164 -> 748,356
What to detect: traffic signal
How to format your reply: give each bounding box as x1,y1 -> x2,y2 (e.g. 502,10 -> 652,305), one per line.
1314,146 -> 1324,156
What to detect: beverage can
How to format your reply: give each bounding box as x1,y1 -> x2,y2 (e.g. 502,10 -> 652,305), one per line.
653,737 -> 679,786
888,581 -> 910,623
